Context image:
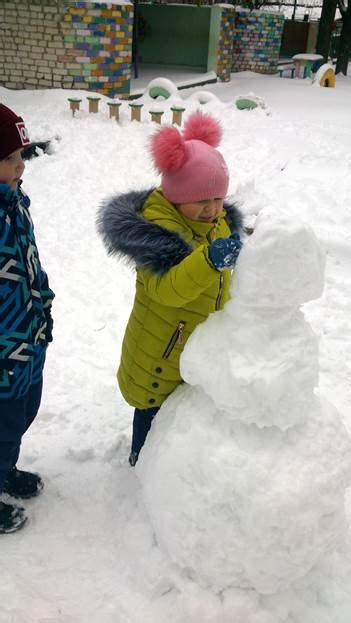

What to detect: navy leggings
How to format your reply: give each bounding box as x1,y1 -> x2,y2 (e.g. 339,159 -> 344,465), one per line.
0,379 -> 43,493
131,406 -> 159,457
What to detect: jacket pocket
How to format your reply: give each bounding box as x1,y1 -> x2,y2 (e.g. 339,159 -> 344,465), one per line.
162,321 -> 186,359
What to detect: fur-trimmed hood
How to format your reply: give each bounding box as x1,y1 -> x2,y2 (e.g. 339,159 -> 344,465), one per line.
97,188 -> 242,275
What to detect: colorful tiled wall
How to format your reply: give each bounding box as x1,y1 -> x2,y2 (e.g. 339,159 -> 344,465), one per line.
232,10 -> 284,74
216,7 -> 235,82
63,2 -> 133,96
0,0 -> 133,97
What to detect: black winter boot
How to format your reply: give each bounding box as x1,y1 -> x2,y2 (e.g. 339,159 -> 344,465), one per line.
128,451 -> 139,467
3,467 -> 44,499
0,501 -> 27,534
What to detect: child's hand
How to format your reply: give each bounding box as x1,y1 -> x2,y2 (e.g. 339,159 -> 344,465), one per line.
208,232 -> 242,271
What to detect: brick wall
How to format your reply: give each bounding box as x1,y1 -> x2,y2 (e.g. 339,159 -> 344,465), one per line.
232,10 -> 284,74
216,6 -> 235,82
0,0 -> 133,97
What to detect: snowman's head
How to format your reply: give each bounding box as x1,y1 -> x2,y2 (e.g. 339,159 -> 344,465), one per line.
231,210 -> 325,309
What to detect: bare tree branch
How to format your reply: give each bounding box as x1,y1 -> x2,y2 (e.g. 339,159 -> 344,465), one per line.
263,1 -> 323,6
316,0 -> 337,58
337,0 -> 347,16
232,1 -> 325,8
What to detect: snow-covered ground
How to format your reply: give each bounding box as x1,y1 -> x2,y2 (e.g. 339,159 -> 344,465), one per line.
1,68 -> 351,622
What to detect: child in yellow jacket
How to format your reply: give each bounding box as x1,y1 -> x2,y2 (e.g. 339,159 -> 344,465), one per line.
98,112 -> 242,465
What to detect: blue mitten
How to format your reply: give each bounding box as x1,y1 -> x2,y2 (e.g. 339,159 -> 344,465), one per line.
208,232 -> 242,271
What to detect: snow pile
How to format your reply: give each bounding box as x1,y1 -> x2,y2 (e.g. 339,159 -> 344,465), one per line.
2,70 -> 351,622
184,211 -> 325,430
137,211 -> 351,595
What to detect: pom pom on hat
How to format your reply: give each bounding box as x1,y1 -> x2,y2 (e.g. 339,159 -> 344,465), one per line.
150,111 -> 229,204
151,126 -> 186,173
183,111 -> 222,147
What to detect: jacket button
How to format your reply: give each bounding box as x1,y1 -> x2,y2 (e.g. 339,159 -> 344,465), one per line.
152,382 -> 159,388
148,398 -> 156,404
155,367 -> 162,373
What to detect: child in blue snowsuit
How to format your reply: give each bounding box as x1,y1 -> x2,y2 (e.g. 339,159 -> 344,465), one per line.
0,103 -> 55,533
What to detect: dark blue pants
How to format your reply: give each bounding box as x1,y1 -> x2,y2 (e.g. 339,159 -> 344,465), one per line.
0,379 -> 43,493
131,406 -> 159,457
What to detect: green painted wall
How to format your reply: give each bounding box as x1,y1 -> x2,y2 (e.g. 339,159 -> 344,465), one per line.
138,5 -> 211,68
207,6 -> 222,72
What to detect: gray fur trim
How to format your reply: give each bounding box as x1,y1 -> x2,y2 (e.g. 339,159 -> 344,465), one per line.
224,200 -> 243,232
97,189 -> 243,275
97,189 -> 192,274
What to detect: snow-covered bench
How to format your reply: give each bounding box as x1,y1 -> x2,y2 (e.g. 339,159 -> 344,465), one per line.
277,63 -> 295,79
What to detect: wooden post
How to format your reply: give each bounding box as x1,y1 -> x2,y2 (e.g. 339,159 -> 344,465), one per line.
68,98 -> 82,117
107,101 -> 122,121
171,106 -> 185,126
149,110 -> 164,124
87,97 -> 101,113
129,103 -> 143,122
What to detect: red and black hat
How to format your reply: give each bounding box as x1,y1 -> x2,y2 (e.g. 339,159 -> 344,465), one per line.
0,103 -> 30,160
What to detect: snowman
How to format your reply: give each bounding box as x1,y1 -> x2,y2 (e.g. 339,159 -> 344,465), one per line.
136,210 -> 351,595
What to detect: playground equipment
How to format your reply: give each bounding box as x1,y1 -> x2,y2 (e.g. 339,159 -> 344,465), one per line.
313,64 -> 336,88
68,98 -> 82,116
67,77 -> 269,126
235,98 -> 258,111
235,94 -> 266,111
277,62 -> 295,78
170,105 -> 186,126
146,77 -> 179,100
129,102 -> 144,122
107,101 -> 122,121
188,91 -> 220,105
87,96 -> 101,113
292,53 -> 324,79
149,109 -> 164,124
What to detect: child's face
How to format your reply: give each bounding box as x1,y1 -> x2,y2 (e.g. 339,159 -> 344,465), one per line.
0,148 -> 25,190
177,198 -> 224,223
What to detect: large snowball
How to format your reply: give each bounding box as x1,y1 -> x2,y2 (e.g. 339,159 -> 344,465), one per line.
232,210 -> 325,309
137,385 -> 351,594
137,210 -> 350,598
180,210 -> 325,429
181,305 -> 319,429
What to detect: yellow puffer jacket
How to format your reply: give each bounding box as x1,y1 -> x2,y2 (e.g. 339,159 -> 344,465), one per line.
98,188 -> 242,409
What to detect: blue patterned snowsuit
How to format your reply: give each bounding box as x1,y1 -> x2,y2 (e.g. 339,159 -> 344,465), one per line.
0,182 -> 54,490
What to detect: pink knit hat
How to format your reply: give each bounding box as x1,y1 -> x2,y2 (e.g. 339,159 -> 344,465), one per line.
150,112 -> 229,204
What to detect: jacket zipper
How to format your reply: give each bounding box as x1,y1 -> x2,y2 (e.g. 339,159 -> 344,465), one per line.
209,219 -> 225,311
162,321 -> 186,359
13,208 -> 39,346
215,273 -> 224,310
209,219 -> 219,242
